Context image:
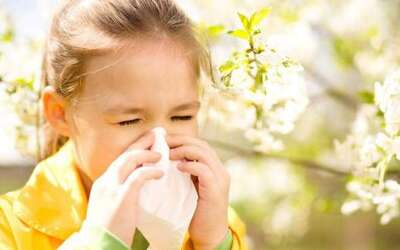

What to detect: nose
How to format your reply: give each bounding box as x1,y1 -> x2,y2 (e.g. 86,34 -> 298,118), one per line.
148,122 -> 172,135
147,118 -> 198,137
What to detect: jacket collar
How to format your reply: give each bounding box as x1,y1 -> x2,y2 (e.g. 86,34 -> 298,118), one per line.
13,139 -> 88,240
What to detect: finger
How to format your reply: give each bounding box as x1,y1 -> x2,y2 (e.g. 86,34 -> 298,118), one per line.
167,135 -> 230,187
179,162 -> 230,199
170,144 -> 211,165
176,161 -> 217,191
166,134 -> 220,160
107,150 -> 162,183
124,130 -> 156,152
170,145 -> 223,179
122,167 -> 164,195
118,150 -> 162,183
165,134 -> 209,149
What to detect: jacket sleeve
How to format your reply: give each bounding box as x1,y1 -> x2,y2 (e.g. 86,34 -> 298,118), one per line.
57,220 -> 130,250
227,206 -> 248,250
181,206 -> 248,250
0,193 -> 130,250
214,229 -> 233,250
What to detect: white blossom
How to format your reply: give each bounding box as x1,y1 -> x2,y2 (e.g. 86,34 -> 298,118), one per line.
214,47 -> 309,153
337,69 -> 400,224
244,127 -> 284,152
375,69 -> 400,136
0,41 -> 42,84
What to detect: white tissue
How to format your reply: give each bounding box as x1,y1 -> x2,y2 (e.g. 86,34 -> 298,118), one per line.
136,127 -> 198,250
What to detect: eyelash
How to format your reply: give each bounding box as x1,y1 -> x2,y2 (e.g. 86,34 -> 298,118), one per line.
118,119 -> 141,126
118,116 -> 193,126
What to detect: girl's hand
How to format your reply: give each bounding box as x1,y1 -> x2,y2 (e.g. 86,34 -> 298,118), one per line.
166,134 -> 231,250
85,131 -> 164,247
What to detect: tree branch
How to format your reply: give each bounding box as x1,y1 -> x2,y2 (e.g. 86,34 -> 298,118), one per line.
305,65 -> 359,111
209,138 -> 400,180
208,139 -> 349,176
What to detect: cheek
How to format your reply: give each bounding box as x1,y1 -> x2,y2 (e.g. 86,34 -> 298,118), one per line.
67,107 -> 152,180
73,128 -> 143,180
190,114 -> 200,136
190,118 -> 199,137
74,138 -> 116,180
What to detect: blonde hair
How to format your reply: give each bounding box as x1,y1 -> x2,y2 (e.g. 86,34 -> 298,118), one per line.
39,0 -> 212,161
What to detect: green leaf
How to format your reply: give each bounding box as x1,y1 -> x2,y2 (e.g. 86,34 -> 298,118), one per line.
255,69 -> 264,87
252,29 -> 261,36
6,84 -> 16,95
219,60 -> 237,74
376,109 -> 384,118
194,22 -> 225,40
221,73 -> 232,87
206,24 -> 225,38
254,45 -> 265,54
227,29 -> 249,41
333,37 -> 358,68
13,76 -> 34,90
228,29 -> 249,41
0,29 -> 14,43
249,7 -> 271,29
238,13 -> 250,30
358,90 -> 375,104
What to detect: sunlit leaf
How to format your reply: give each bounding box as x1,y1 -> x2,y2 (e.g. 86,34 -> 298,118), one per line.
0,29 -> 14,42
333,37 -> 358,68
195,22 -> 225,38
228,29 -> 249,41
219,60 -> 237,73
207,24 -> 225,37
249,7 -> 271,29
13,76 -> 35,91
358,90 -> 374,104
238,13 -> 250,30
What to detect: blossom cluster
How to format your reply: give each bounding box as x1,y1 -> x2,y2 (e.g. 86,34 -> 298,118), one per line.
336,69 -> 400,224
0,9 -> 43,158
208,9 -> 309,153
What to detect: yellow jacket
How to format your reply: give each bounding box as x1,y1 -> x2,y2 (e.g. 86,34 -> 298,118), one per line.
0,140 -> 248,250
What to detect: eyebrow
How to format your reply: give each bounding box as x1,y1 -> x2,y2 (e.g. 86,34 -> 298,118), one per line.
104,100 -> 201,115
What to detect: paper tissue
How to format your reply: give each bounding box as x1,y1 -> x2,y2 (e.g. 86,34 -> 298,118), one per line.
136,126 -> 198,250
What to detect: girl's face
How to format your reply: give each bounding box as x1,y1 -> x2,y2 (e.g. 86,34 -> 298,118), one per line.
63,36 -> 200,180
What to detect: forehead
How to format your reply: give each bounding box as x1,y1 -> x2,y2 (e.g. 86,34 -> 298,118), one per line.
77,36 -> 198,107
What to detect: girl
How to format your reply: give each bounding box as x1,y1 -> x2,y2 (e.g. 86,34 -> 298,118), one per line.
0,0 -> 247,249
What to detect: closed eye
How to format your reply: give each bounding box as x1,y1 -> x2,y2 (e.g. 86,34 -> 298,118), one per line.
118,119 -> 141,126
118,116 -> 192,127
171,115 -> 193,121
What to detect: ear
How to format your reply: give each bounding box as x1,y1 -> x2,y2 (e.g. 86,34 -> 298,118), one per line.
42,86 -> 70,137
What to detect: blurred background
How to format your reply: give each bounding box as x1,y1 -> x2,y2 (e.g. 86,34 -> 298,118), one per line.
1,0 -> 400,249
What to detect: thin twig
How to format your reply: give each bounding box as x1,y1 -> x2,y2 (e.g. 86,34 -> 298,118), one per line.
305,65 -> 359,110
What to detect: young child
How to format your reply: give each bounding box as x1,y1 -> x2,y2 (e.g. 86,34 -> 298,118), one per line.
0,0 -> 247,249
